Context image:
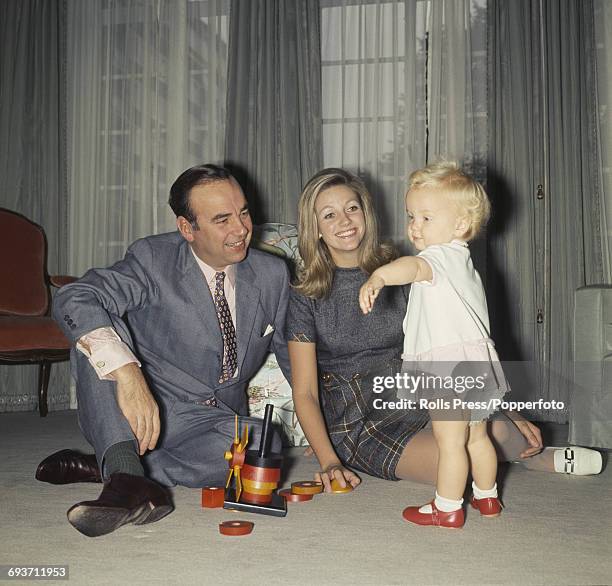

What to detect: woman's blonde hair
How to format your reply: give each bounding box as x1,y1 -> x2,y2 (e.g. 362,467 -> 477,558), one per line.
408,161 -> 490,241
294,168 -> 395,299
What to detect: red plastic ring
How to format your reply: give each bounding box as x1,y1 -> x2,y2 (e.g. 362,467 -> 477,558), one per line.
219,520 -> 254,536
240,491 -> 273,505
291,481 -> 323,495
278,489 -> 314,502
241,464 -> 281,483
201,486 -> 225,508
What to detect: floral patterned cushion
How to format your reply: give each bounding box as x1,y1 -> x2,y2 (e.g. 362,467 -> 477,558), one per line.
249,223 -> 306,446
247,354 -> 307,447
251,222 -> 301,280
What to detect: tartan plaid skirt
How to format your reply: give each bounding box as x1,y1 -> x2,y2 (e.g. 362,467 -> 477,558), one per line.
320,358 -> 430,480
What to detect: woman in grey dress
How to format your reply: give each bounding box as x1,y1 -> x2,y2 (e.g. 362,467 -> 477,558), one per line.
286,168 -> 601,491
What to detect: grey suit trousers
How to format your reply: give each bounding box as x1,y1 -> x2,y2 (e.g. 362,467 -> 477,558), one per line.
74,340 -> 281,488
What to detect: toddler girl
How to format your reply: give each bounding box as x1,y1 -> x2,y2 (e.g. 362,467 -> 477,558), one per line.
359,161 -> 505,528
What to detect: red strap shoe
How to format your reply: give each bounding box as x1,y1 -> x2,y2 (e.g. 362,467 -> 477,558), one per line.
402,501 -> 465,528
470,495 -> 502,517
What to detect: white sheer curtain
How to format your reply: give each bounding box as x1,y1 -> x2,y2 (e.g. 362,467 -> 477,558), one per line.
66,0 -> 230,275
427,0 -> 487,178
0,0 -> 71,412
320,0 -> 487,250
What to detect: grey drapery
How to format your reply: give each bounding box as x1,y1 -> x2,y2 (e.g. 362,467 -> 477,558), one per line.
224,0 -> 323,224
487,0 -> 608,423
0,0 -> 71,412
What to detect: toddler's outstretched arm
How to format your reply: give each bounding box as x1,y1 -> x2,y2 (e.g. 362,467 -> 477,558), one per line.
359,256 -> 432,314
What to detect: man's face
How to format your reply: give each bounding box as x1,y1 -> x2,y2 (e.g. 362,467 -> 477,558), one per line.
177,178 -> 252,270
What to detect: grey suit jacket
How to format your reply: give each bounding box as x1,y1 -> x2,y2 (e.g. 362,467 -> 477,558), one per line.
53,232 -> 292,416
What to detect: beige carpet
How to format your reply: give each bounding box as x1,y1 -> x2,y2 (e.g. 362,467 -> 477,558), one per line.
1,411 -> 610,586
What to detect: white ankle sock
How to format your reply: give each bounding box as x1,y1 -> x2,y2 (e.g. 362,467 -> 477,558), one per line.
472,481 -> 498,499
419,492 -> 463,514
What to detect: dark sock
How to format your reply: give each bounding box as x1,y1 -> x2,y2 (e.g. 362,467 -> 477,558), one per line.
104,441 -> 145,477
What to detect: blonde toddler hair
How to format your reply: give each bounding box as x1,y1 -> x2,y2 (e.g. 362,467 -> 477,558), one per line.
408,161 -> 490,241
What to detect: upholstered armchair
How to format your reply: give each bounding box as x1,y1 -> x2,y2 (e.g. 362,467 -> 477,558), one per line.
0,208 -> 76,416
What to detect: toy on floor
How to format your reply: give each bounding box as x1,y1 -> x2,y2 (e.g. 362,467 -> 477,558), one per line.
329,478 -> 353,494
201,486 -> 225,508
277,478 -> 352,502
219,520 -> 254,536
223,415 -> 249,500
277,480 -> 322,503
291,481 -> 323,495
278,489 -> 313,502
223,404 -> 287,517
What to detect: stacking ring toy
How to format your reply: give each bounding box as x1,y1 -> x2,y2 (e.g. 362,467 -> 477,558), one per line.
330,478 -> 353,494
278,489 -> 314,502
201,487 -> 225,508
291,481 -> 323,495
219,520 -> 254,536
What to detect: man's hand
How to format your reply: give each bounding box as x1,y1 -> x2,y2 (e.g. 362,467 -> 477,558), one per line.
113,363 -> 160,455
359,274 -> 385,314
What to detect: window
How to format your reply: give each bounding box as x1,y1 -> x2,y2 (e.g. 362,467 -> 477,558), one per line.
68,1 -> 230,268
320,0 -> 487,245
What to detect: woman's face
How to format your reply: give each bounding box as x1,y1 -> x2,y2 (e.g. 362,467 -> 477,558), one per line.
314,185 -> 366,267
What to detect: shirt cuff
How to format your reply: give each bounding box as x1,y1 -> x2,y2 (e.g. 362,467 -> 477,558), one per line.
76,327 -> 141,381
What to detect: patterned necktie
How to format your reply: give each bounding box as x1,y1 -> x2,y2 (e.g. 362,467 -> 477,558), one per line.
213,271 -> 237,383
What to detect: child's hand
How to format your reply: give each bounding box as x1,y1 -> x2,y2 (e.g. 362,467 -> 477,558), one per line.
359,274 -> 385,314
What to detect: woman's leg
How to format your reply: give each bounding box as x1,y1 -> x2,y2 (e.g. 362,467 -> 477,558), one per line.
395,427 -> 438,484
395,412 -> 555,484
488,413 -> 556,472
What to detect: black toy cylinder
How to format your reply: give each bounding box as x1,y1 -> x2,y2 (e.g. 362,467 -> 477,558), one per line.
258,403 -> 275,457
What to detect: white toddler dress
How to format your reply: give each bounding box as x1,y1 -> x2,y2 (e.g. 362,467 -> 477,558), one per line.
401,240 -> 508,422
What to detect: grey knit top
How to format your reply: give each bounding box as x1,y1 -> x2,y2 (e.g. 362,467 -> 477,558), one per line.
286,267 -> 409,377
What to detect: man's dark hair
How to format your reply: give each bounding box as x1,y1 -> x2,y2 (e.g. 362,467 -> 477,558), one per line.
169,164 -> 234,227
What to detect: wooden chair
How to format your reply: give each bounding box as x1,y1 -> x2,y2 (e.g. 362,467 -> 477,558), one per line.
0,208 -> 76,416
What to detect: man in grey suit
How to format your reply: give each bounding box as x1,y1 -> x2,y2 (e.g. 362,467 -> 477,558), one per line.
36,164 -> 291,537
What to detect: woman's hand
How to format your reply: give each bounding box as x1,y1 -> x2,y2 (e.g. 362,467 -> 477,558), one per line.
359,274 -> 385,314
506,411 -> 544,458
315,462 -> 361,492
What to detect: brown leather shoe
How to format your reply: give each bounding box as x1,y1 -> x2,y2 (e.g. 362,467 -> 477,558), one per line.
67,473 -> 174,537
36,449 -> 102,484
